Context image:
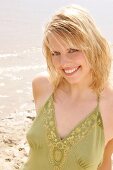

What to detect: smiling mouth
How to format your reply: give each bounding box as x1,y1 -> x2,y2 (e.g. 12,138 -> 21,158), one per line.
63,66 -> 81,76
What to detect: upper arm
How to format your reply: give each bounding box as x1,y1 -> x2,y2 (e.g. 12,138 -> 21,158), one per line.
32,72 -> 52,112
99,139 -> 113,170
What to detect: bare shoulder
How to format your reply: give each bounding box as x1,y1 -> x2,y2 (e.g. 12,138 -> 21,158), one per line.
101,83 -> 113,105
32,71 -> 53,111
102,83 -> 113,119
106,84 -> 113,105
98,84 -> 113,170
32,71 -> 51,95
99,83 -> 113,139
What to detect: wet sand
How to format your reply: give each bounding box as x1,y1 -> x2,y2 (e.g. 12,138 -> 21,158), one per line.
0,48 -> 46,170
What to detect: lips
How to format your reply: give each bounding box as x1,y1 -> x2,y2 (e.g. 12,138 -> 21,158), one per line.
63,66 -> 81,76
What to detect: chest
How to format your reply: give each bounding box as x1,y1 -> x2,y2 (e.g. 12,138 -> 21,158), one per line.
54,97 -> 113,144
54,99 -> 98,140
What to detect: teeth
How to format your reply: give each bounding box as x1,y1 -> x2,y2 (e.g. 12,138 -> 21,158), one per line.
64,67 -> 78,74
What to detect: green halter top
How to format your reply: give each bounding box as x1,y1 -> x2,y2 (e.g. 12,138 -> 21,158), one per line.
21,94 -> 105,170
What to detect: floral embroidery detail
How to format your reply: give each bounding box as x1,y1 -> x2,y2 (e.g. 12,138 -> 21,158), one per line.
43,95 -> 103,169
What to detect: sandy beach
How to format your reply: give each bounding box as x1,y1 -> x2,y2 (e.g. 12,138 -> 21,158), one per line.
0,48 -> 46,170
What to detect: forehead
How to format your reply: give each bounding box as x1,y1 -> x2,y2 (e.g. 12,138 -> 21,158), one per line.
47,32 -> 78,51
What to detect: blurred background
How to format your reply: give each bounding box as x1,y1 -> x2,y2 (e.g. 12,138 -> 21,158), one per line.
0,0 -> 113,169
0,0 -> 113,52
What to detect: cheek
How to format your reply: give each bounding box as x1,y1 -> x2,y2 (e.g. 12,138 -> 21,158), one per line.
78,55 -> 91,68
71,53 -> 85,62
51,57 -> 60,67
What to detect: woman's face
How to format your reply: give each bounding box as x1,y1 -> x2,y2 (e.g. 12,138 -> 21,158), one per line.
48,33 -> 92,86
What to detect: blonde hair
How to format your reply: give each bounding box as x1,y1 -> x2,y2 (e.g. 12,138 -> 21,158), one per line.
42,4 -> 111,95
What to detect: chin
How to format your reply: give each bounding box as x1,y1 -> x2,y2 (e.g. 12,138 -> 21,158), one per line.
64,78 -> 81,85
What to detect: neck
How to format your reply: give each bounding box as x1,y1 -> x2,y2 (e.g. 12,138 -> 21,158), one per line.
59,79 -> 96,100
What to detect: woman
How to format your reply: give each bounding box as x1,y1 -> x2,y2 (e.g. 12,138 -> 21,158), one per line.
22,4 -> 113,170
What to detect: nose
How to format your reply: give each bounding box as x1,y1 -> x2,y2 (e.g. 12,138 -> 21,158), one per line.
60,54 -> 71,67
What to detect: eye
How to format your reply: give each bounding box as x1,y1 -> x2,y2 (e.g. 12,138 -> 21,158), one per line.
51,51 -> 60,56
68,48 -> 79,53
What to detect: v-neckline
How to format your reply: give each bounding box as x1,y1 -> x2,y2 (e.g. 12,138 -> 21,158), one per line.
51,93 -> 99,143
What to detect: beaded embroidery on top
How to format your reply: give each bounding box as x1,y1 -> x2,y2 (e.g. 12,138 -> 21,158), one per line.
43,95 -> 103,170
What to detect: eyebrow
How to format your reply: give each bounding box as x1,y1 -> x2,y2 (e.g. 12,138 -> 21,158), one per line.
51,50 -> 59,53
51,48 -> 77,53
